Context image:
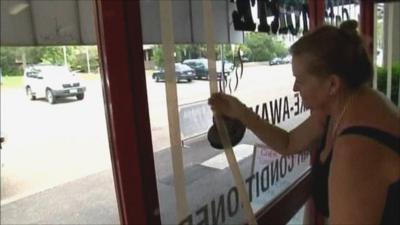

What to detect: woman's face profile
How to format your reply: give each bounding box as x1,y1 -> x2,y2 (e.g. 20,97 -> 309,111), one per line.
291,55 -> 331,111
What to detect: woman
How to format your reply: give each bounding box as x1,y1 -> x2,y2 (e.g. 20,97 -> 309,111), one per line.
209,20 -> 399,224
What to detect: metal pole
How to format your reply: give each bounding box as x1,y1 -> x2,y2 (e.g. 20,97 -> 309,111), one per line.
373,3 -> 378,89
63,46 -> 68,66
22,51 -> 27,69
86,46 -> 91,73
386,3 -> 393,99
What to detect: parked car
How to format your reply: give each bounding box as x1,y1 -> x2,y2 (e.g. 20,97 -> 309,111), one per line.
24,64 -> 86,104
182,58 -> 208,79
152,63 -> 196,82
281,55 -> 292,64
183,58 -> 233,80
269,55 -> 292,65
269,57 -> 284,65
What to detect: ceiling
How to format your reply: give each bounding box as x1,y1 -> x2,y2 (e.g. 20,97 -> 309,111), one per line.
1,0 -> 243,46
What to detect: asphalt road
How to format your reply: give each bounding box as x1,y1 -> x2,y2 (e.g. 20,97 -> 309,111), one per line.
147,62 -> 297,150
1,79 -> 111,205
1,63 -> 309,224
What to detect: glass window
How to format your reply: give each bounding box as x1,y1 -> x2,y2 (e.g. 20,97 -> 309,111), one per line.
0,1 -> 120,224
287,204 -> 306,225
374,1 -> 400,105
142,1 -> 312,224
323,0 -> 361,26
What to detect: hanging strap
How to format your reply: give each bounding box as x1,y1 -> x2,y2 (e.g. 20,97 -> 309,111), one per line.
203,1 -> 258,224
159,1 -> 189,222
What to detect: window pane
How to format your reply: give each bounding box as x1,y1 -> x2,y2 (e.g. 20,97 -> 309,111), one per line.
287,204 -> 306,225
142,1 -> 312,224
0,1 -> 120,223
374,1 -> 400,105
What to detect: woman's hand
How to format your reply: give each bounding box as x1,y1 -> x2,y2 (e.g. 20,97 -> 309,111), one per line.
208,93 -> 249,121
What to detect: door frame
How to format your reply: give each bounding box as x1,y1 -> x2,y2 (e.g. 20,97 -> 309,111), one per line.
94,1 -> 160,224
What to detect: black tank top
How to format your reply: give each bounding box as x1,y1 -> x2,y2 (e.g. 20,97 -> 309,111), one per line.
311,125 -> 400,224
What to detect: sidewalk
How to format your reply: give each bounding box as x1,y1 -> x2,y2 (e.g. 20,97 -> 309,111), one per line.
1,169 -> 119,225
1,133 -> 308,225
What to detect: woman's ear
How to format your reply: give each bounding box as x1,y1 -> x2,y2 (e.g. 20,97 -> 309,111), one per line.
328,74 -> 341,96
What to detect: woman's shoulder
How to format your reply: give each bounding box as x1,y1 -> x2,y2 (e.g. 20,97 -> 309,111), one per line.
370,88 -> 400,113
336,86 -> 400,182
348,87 -> 399,136
334,129 -> 400,183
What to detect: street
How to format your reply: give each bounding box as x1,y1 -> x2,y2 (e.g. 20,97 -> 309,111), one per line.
1,63 -> 309,224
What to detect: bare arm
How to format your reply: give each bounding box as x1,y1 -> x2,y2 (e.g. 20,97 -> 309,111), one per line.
240,107 -> 326,155
329,136 -> 391,224
209,93 -> 326,155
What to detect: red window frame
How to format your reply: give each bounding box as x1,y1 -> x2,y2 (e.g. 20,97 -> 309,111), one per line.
94,1 -> 160,224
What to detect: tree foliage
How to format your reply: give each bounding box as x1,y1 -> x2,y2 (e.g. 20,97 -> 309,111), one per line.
150,33 -> 288,68
0,46 -> 99,76
152,44 -> 207,68
0,47 -> 23,76
152,46 -> 164,69
377,61 -> 400,104
244,32 -> 288,61
0,32 -> 288,76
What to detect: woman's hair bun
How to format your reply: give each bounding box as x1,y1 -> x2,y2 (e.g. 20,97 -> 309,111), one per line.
339,20 -> 358,33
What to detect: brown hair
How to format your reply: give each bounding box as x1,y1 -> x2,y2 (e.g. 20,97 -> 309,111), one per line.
289,20 -> 372,88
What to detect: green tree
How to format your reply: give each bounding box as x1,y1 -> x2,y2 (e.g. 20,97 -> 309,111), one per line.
152,44 -> 206,68
152,45 -> 164,68
185,44 -> 206,59
0,46 -> 67,76
40,47 -> 65,65
244,32 -> 288,61
377,61 -> 400,104
153,44 -> 242,69
0,47 -> 22,76
0,47 -> 43,76
0,46 -> 100,75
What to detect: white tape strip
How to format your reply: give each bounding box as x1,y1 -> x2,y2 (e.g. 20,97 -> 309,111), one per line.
202,1 -> 258,225
159,0 -> 189,222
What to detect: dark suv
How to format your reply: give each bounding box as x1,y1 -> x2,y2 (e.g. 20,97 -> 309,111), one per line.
152,63 -> 195,82
183,59 -> 208,79
183,58 -> 233,80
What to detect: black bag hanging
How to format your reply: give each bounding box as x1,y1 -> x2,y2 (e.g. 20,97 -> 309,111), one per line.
207,116 -> 246,149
